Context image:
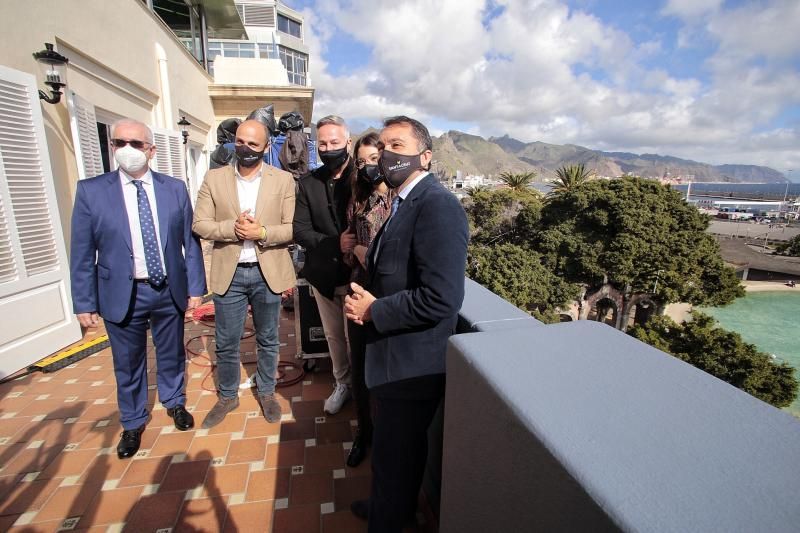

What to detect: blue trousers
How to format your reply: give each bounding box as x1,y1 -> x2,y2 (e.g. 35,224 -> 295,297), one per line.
104,282 -> 186,430
213,265 -> 281,398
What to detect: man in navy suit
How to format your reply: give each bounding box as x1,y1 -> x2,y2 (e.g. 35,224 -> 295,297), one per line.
345,116 -> 469,531
70,119 -> 207,459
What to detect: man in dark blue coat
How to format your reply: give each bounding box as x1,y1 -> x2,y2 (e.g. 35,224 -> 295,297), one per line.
70,119 -> 206,459
345,116 -> 469,532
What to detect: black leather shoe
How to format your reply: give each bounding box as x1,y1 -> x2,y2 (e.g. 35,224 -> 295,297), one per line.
117,426 -> 145,459
346,433 -> 369,468
350,499 -> 369,521
167,405 -> 194,431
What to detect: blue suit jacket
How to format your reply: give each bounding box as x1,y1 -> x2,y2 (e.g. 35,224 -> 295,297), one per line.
364,175 -> 469,389
70,170 -> 207,323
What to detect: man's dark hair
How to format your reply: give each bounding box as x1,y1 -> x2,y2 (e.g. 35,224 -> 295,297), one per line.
383,116 -> 433,152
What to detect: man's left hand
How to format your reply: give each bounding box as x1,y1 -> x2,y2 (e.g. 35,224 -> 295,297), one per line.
234,213 -> 263,240
344,282 -> 376,325
187,296 -> 203,311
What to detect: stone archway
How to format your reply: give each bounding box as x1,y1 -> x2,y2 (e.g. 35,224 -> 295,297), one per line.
623,294 -> 658,331
581,284 -> 625,329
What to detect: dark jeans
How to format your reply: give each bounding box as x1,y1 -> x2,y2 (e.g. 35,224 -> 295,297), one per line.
213,265 -> 281,397
368,375 -> 445,533
347,321 -> 373,440
105,282 -> 186,430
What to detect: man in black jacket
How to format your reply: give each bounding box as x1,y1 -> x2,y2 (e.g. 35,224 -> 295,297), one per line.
293,115 -> 354,414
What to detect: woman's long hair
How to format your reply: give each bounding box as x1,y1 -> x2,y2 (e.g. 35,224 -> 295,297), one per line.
351,132 -> 382,216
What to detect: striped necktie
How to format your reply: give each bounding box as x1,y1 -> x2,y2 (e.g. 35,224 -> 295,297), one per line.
132,180 -> 165,285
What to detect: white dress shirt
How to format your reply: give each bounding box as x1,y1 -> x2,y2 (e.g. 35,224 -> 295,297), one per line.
120,169 -> 166,279
236,163 -> 263,263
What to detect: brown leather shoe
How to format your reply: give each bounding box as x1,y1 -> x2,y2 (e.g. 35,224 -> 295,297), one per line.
259,393 -> 282,423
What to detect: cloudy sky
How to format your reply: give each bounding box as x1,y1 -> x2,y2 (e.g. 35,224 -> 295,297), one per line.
288,0 -> 800,179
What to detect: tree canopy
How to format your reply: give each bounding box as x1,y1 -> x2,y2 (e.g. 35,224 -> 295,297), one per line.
532,177 -> 744,306
629,312 -> 798,408
498,171 -> 537,192
776,235 -> 800,257
549,164 -> 592,197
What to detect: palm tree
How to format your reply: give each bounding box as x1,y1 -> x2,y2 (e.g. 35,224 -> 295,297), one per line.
498,171 -> 537,192
549,164 -> 593,197
465,185 -> 489,197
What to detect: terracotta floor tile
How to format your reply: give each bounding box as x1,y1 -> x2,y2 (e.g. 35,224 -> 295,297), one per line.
280,418 -> 316,442
39,449 -> 99,480
147,407 -> 176,428
1,445 -> 61,476
202,463 -> 249,496
79,454 -> 130,486
305,443 -> 346,474
316,421 -> 354,445
0,417 -> 32,441
78,425 -> 119,450
149,431 -> 195,457
245,468 -> 291,502
17,399 -> 85,419
0,515 -> 20,531
322,510 -> 368,533
8,518 -> 63,532
266,440 -> 305,469
243,416 -> 282,439
174,496 -> 229,533
79,403 -> 120,423
80,487 -> 142,527
0,476 -> 63,515
208,412 -> 247,435
273,503 -> 321,533
343,448 -> 372,478
188,433 -> 232,459
23,418 -> 93,446
0,442 -> 26,472
223,501 -> 274,533
227,438 -> 267,464
194,393 -> 223,412
159,459 -> 210,493
32,483 -> 98,522
123,490 -> 185,532
291,400 -> 325,420
276,382 -> 303,401
0,396 -> 34,413
290,471 -> 333,506
334,476 -> 372,512
302,383 -> 334,402
117,456 -> 171,487
0,473 -> 22,501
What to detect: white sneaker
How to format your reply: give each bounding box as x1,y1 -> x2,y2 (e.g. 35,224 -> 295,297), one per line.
324,382 -> 351,415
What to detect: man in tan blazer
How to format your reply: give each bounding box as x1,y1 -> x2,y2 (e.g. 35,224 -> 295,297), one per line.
193,119 -> 296,427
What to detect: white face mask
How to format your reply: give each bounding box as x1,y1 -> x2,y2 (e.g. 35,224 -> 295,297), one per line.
114,145 -> 149,174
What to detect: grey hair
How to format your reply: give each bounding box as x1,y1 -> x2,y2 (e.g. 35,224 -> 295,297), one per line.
315,115 -> 350,139
110,119 -> 155,144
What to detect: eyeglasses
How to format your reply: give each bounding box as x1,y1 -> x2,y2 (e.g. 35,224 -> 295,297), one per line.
110,139 -> 151,150
355,157 -> 379,169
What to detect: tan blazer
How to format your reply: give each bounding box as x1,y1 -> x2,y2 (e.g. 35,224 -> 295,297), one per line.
192,164 -> 296,295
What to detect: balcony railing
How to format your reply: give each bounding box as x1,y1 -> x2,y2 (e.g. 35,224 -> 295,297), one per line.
425,278 -> 800,532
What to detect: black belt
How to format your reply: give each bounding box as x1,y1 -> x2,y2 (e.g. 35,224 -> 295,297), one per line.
238,262 -> 259,268
135,277 -> 167,286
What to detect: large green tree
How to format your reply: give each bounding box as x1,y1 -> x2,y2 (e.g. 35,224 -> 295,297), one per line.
776,235 -> 800,257
629,312 -> 798,408
533,177 -> 744,306
462,187 -> 541,246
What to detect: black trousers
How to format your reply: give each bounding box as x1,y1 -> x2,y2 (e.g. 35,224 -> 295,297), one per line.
368,375 -> 445,533
347,321 -> 373,440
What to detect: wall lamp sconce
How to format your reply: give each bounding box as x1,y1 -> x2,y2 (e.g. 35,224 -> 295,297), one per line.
177,116 -> 191,144
32,43 -> 69,104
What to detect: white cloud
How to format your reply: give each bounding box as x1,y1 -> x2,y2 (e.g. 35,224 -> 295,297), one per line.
301,0 -> 800,173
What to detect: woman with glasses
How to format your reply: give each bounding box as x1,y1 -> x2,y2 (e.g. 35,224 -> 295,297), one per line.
342,131 -> 392,467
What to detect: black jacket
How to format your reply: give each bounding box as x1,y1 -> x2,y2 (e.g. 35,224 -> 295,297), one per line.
293,160 -> 353,298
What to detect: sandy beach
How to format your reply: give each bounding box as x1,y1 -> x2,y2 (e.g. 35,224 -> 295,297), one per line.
743,281 -> 799,292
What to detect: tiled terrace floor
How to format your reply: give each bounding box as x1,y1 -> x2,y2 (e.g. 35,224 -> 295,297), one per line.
0,308 -> 437,532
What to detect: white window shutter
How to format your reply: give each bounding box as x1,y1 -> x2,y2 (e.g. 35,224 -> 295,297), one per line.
0,73 -> 60,276
67,90 -> 104,180
151,127 -> 186,181
0,64 -> 81,378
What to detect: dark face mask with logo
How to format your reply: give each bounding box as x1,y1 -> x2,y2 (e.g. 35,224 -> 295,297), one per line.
378,150 -> 425,189
235,144 -> 265,168
358,164 -> 383,186
318,147 -> 349,170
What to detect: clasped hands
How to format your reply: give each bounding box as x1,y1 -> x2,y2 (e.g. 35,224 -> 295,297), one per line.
234,209 -> 264,241
344,282 -> 376,325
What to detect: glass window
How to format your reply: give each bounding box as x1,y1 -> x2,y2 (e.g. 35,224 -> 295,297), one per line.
278,46 -> 308,86
278,14 -> 302,38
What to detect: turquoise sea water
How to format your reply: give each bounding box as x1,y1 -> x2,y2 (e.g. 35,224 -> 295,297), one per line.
703,292 -> 800,416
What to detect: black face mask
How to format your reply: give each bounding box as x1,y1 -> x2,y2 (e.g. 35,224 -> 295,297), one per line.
235,144 -> 265,167
358,164 -> 383,186
318,147 -> 349,170
378,149 -> 424,189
